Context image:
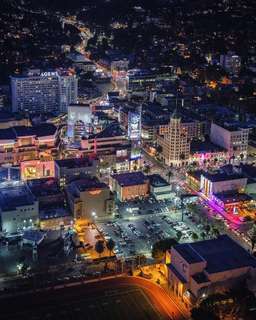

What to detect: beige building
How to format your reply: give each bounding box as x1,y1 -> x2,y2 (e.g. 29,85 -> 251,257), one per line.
210,123 -> 249,159
66,177 -> 115,221
168,235 -> 256,308
157,112 -> 190,167
110,171 -> 149,202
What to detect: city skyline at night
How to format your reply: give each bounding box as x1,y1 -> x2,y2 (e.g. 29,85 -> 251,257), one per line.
0,1 -> 256,319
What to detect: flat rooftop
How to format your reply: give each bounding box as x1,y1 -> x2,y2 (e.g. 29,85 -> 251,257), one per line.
112,171 -> 148,187
89,123 -> 125,139
148,174 -> 170,187
191,139 -> 225,153
214,192 -> 252,204
71,177 -> 108,192
202,171 -> 245,182
187,170 -> 204,181
27,178 -> 62,197
55,157 -> 96,169
0,124 -> 57,140
0,183 -> 36,211
174,235 -> 256,274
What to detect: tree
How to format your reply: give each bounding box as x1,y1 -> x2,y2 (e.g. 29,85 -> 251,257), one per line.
106,238 -> 115,256
205,224 -> 211,234
152,238 -> 178,262
176,230 -> 182,242
144,165 -> 151,174
211,227 -> 220,238
95,240 -> 104,258
192,232 -> 199,241
200,232 -> 206,240
167,170 -> 173,182
248,225 -> 256,252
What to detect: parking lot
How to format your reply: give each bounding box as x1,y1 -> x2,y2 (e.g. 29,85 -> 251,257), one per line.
98,198 -> 202,259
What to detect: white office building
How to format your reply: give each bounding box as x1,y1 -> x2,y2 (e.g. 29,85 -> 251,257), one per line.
210,123 -> 249,159
11,69 -> 78,114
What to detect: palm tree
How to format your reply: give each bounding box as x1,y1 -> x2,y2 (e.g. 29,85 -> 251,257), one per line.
106,238 -> 115,256
167,170 -> 173,182
200,232 -> 207,240
176,230 -> 182,242
248,225 -> 256,252
144,165 -> 150,175
192,232 -> 199,241
95,240 -> 104,258
211,227 -> 220,238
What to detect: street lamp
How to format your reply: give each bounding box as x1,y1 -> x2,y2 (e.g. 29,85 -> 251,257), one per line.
91,211 -> 97,224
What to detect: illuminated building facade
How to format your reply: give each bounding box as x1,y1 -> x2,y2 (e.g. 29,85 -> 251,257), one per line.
66,177 -> 114,220
110,171 -> 149,202
157,112 -> 190,167
220,52 -> 241,75
210,123 -> 249,159
189,139 -> 228,164
168,236 -> 256,307
200,171 -> 247,198
11,69 -> 78,114
0,124 -> 58,165
67,104 -> 92,140
20,160 -> 55,181
0,111 -> 30,129
0,183 -> 39,234
55,157 -> 98,187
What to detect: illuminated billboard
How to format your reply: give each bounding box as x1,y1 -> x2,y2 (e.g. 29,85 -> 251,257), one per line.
130,146 -> 141,160
20,160 -> 55,180
128,111 -> 141,140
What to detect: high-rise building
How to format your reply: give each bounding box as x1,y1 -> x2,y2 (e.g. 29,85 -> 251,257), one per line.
11,69 -> 78,114
220,52 -> 241,75
157,111 -> 190,167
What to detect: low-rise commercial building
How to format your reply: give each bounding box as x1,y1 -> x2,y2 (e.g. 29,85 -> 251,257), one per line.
20,160 -> 55,181
210,123 -> 249,159
55,157 -> 98,187
168,235 -> 256,308
190,139 -> 228,164
200,171 -> 247,198
148,174 -> 173,200
66,177 -> 114,220
0,183 -> 39,234
0,124 -> 58,165
110,171 -> 149,201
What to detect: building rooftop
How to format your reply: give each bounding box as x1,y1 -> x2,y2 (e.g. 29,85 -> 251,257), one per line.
148,174 -> 170,187
239,164 -> 256,180
191,139 -> 225,153
0,183 -> 36,211
0,111 -> 26,123
89,123 -> 125,139
71,177 -> 108,193
27,178 -> 62,198
187,170 -> 204,181
213,192 -> 252,204
111,171 -> 148,187
55,157 -> 96,169
192,272 -> 210,284
174,235 -> 256,274
0,124 -> 57,140
202,171 -> 245,183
